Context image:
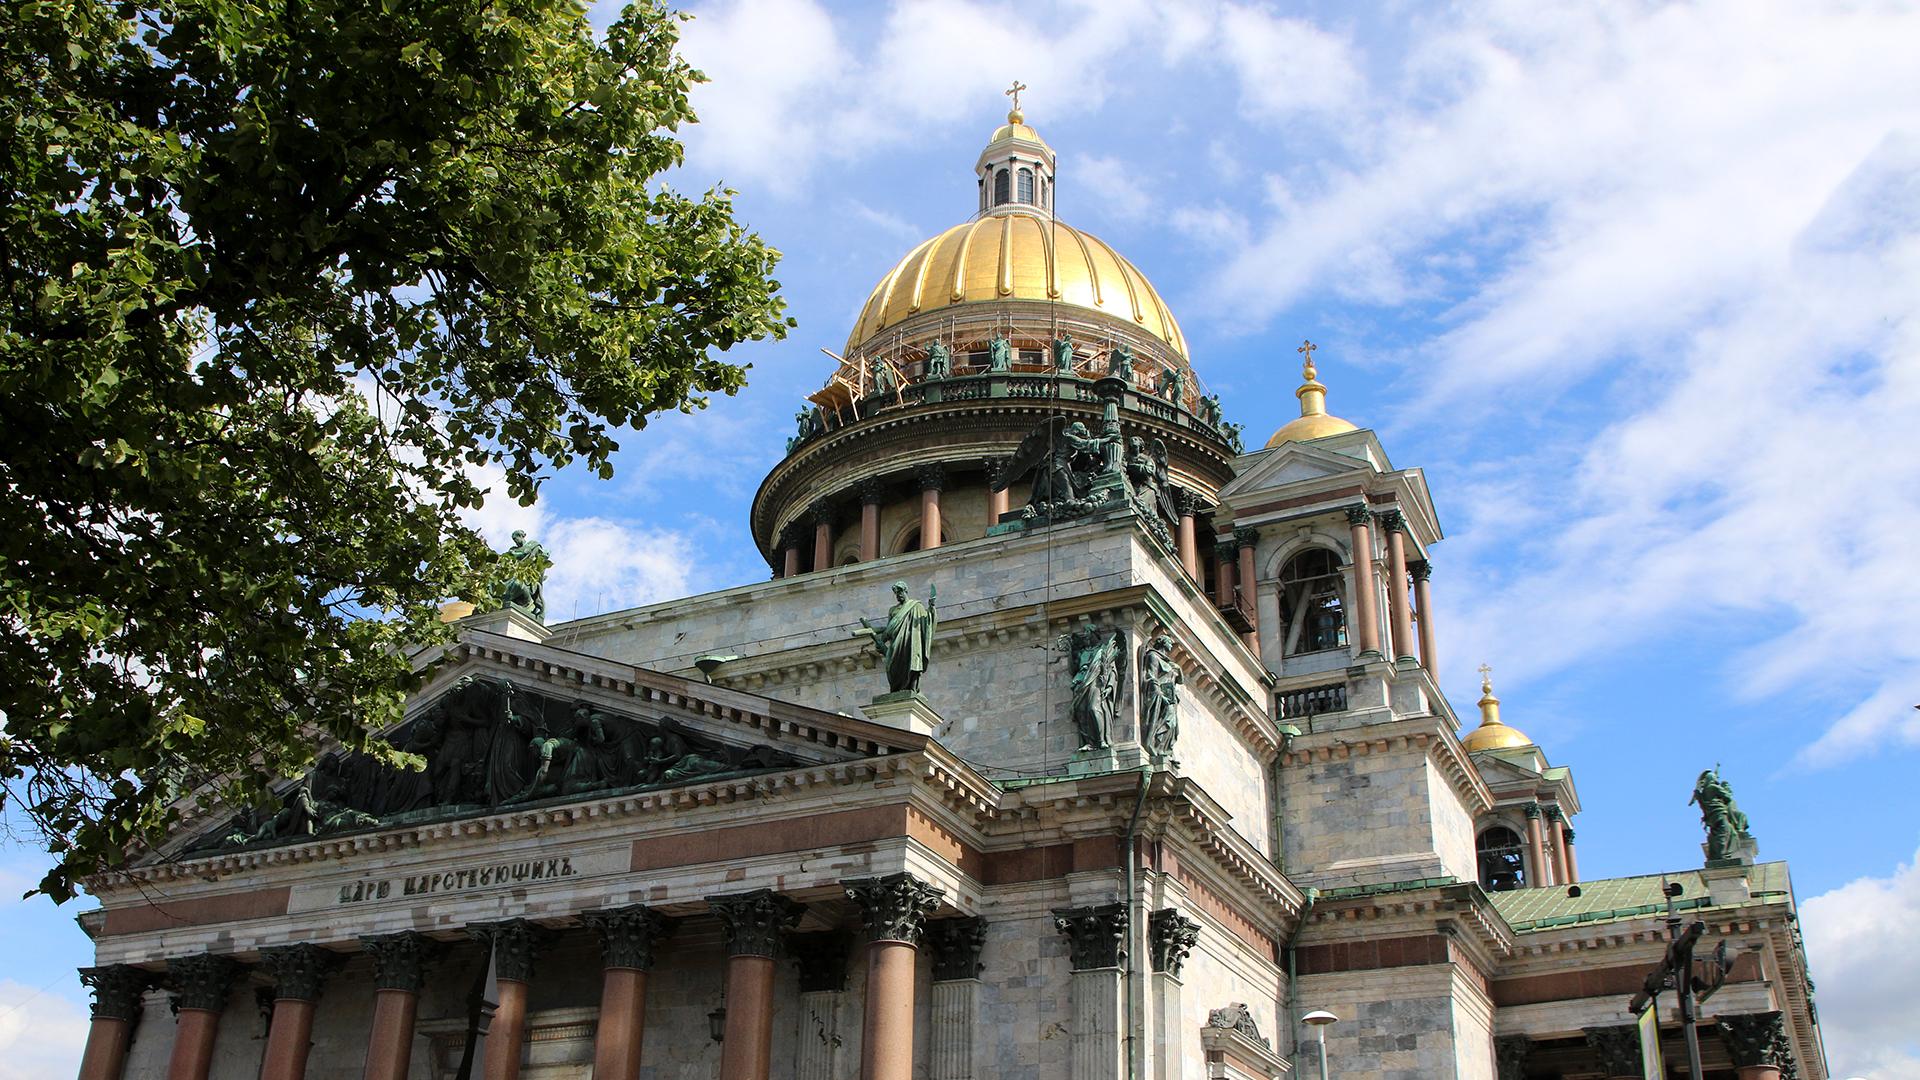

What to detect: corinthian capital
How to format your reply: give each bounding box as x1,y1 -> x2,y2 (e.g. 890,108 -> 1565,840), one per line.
1052,903 -> 1127,971
583,905 -> 672,971
707,889 -> 805,958
79,965 -> 151,1022
844,873 -> 944,945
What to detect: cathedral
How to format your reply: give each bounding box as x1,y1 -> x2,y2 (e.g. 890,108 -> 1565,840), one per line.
71,106 -> 1825,1080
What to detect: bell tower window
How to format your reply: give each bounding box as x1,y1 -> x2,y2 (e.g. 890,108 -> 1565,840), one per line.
1018,167 -> 1035,204
1477,826 -> 1527,891
1277,548 -> 1348,655
993,169 -> 1010,206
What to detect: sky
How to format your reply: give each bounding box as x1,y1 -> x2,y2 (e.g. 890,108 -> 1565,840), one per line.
4,2 -> 1919,1077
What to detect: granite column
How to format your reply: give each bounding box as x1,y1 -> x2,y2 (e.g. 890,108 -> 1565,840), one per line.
811,500 -> 835,571
1053,904 -> 1128,1080
1379,511 -> 1417,662
471,920 -> 546,1080
857,480 -> 884,562
259,945 -> 340,1080
924,919 -> 988,1080
1546,806 -> 1572,885
360,932 -> 434,1080
1410,559 -> 1437,679
1344,505 -> 1382,658
845,874 -> 943,1080
709,890 -> 804,1080
916,465 -> 945,550
77,966 -> 149,1080
1524,804 -> 1552,887
1234,526 -> 1260,651
585,906 -> 670,1080
163,953 -> 241,1080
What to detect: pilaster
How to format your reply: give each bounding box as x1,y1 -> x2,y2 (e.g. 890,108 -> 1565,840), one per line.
1054,904 -> 1127,1080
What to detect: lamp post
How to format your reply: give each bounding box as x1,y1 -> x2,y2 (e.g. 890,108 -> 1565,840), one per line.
1302,1008 -> 1338,1080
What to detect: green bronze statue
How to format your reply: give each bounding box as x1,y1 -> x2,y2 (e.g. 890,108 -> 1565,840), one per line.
1054,618 -> 1124,751
1690,767 -> 1753,863
988,332 -> 1012,372
1139,633 -> 1183,761
497,530 -> 550,621
1053,334 -> 1075,374
853,581 -> 937,695
925,340 -> 951,379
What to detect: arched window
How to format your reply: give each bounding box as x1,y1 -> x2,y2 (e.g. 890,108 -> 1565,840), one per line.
1477,826 -> 1527,891
978,177 -> 986,211
1276,549 -> 1347,655
896,525 -> 949,554
1017,167 -> 1035,204
993,169 -> 1010,206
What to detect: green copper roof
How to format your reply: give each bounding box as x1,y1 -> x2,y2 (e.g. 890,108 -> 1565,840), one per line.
1491,862 -> 1792,933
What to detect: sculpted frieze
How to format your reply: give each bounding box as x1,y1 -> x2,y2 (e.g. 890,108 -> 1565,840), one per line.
193,675 -> 803,852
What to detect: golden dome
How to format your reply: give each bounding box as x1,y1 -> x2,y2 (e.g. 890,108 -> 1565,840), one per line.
1461,666 -> 1535,752
987,115 -> 1050,150
843,210 -> 1189,358
1266,340 -> 1358,448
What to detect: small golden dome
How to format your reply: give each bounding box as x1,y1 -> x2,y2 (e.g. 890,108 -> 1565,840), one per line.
1461,665 -> 1535,752
1266,340 -> 1358,448
987,116 -> 1049,149
843,211 -> 1189,358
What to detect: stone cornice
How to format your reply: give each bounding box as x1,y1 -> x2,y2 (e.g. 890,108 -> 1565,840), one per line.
1306,881 -> 1514,976
1284,715 -> 1494,818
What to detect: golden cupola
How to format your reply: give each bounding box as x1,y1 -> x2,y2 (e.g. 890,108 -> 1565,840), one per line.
1461,666 -> 1536,753
750,101 -> 1239,573
1265,341 -> 1358,448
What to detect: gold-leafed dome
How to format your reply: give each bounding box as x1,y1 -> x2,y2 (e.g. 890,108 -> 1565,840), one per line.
1266,340 -> 1358,448
842,211 -> 1190,358
1461,666 -> 1535,752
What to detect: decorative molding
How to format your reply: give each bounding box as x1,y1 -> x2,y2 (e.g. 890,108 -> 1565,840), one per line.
845,872 -> 944,945
708,889 -> 805,958
360,932 -> 436,993
788,931 -> 852,993
166,952 -> 242,1013
260,944 -> 342,1002
1052,903 -> 1127,971
1583,1024 -> 1641,1077
469,919 -> 548,983
1204,1003 -> 1268,1047
79,965 -> 151,1022
583,905 -> 671,971
925,917 -> 989,982
1148,908 -> 1201,976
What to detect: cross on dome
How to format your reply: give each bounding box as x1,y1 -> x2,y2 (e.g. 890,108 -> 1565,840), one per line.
1298,339 -> 1318,381
1005,79 -> 1027,120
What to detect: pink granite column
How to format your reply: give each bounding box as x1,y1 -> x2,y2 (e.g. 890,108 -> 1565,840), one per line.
472,920 -> 545,1080
584,906 -> 667,1080
360,932 -> 433,1080
810,500 -> 834,571
1235,526 -> 1260,652
1410,559 -> 1437,680
1344,505 -> 1381,658
986,457 -> 1011,526
77,966 -> 149,1080
858,480 -> 883,562
1175,491 -> 1200,578
709,890 -> 804,1080
1546,807 -> 1571,885
1214,538 -> 1238,611
1524,804 -> 1552,887
1562,826 -> 1581,884
915,464 -> 945,550
1379,511 -> 1417,662
845,874 -> 942,1080
260,945 -> 339,1080
163,954 -> 240,1080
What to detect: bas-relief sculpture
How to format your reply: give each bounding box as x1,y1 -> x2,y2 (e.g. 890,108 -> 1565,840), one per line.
1054,619 -> 1125,751
200,676 -> 799,851
853,581 -> 937,697
496,530 -> 549,621
1138,633 -> 1182,761
1690,766 -> 1754,864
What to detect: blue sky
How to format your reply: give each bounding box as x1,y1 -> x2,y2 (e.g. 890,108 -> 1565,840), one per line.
5,2 -> 1919,1077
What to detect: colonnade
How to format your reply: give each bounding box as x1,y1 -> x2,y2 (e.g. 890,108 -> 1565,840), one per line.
1215,505 -> 1439,674
73,874 -> 985,1080
1522,802 -> 1581,887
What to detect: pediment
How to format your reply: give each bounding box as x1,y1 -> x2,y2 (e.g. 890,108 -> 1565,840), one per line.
1473,748 -> 1547,785
1216,439 -> 1374,502
174,629 -> 922,857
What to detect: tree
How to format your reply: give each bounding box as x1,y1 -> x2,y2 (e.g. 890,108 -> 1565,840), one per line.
0,0 -> 791,900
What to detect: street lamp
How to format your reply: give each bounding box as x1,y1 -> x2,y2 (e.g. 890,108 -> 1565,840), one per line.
1302,1008 -> 1339,1080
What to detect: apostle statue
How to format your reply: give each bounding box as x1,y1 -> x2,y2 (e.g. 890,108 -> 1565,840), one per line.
988,332 -> 1013,372
870,356 -> 898,396
1053,333 -> 1076,374
853,581 -> 938,695
1056,619 -> 1125,751
1157,364 -> 1186,407
497,530 -> 550,621
1106,344 -> 1133,379
1689,767 -> 1753,862
1139,634 -> 1183,761
925,339 -> 952,379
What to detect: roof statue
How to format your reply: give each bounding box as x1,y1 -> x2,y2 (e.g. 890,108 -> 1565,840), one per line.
1691,766 -> 1755,865
496,529 -> 550,621
853,581 -> 937,698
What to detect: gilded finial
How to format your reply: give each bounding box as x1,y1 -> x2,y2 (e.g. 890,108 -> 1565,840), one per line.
1476,662 -> 1503,726
1294,339 -> 1328,418
1478,662 -> 1493,695
1005,79 -> 1027,123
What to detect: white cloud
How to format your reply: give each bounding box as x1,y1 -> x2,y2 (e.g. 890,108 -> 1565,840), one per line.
464,487 -> 701,624
0,980 -> 88,1080
1216,3 -> 1362,122
1074,153 -> 1152,221
1182,0 -> 1920,761
1801,846 -> 1920,1079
